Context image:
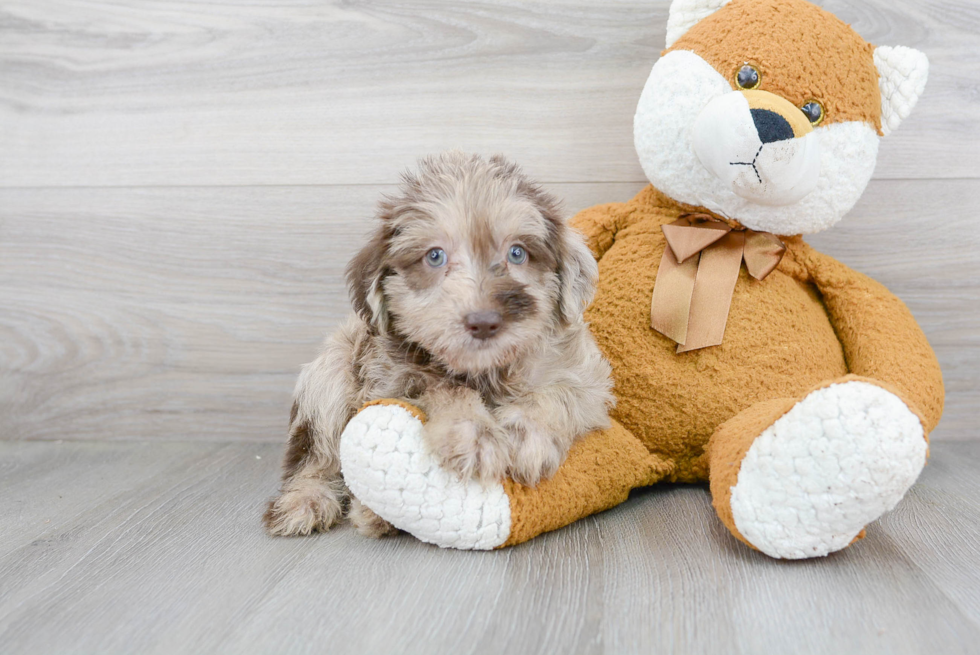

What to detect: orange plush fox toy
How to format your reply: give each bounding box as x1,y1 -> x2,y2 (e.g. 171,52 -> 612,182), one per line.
338,0 -> 943,558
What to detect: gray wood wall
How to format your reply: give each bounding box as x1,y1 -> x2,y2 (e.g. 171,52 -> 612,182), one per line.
2,0 -> 977,443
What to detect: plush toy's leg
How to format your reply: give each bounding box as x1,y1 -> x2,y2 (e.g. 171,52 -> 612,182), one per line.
340,399 -> 670,550
707,375 -> 928,559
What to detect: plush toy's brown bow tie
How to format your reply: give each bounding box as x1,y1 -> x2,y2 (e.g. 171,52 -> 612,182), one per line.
651,213 -> 786,353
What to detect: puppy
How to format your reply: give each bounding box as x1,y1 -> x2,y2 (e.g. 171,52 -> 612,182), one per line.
264,151 -> 614,538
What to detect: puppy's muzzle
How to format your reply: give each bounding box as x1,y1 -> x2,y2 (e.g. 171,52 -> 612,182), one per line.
464,311 -> 503,340
692,89 -> 820,206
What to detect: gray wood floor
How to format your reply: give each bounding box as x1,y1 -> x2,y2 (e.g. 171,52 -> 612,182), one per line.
1,439 -> 979,655
2,0 -> 979,653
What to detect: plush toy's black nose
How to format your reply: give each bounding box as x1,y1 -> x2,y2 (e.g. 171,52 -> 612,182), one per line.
751,108 -> 796,144
464,311 -> 503,340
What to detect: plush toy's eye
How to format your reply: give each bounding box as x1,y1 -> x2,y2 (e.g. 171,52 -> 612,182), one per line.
425,248 -> 447,267
735,64 -> 761,90
507,245 -> 528,265
801,101 -> 825,125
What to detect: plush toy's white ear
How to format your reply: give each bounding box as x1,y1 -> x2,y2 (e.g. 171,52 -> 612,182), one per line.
874,46 -> 929,136
665,0 -> 733,48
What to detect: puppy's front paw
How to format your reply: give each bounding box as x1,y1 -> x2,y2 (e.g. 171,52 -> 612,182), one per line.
498,410 -> 566,487
349,497 -> 398,538
264,479 -> 343,537
424,417 -> 509,485
509,433 -> 566,488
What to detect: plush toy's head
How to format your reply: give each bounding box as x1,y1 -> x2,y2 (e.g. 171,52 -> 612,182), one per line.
634,0 -> 928,235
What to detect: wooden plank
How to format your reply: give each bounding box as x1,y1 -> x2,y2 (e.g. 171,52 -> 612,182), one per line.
0,0 -> 975,187
0,440 -> 978,654
877,443 -> 980,628
0,441 -> 321,653
1,179 -> 976,442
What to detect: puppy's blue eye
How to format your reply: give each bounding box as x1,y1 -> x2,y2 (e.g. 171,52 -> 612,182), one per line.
507,245 -> 527,265
425,248 -> 447,267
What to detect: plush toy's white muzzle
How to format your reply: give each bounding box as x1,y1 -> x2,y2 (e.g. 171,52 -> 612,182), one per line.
692,90 -> 820,206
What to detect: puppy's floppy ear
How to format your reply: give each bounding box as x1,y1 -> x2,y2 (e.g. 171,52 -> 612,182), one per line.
346,228 -> 391,334
556,223 -> 599,324
527,186 -> 598,323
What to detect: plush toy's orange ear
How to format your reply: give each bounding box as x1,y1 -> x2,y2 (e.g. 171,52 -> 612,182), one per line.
665,0 -> 732,48
874,46 -> 929,136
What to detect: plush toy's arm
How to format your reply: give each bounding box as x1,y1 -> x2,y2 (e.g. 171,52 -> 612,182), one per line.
802,246 -> 944,433
569,201 -> 634,260
340,401 -> 671,549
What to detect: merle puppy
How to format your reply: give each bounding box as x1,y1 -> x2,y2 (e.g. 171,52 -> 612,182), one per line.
265,152 -> 614,537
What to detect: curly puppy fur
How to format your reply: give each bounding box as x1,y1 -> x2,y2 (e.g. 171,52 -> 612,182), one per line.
264,152 -> 614,538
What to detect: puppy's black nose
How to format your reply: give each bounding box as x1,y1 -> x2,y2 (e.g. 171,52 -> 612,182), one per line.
751,108 -> 795,144
464,311 -> 503,340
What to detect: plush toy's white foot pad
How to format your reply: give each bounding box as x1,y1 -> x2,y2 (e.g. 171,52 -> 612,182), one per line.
340,404 -> 511,550
730,381 -> 927,559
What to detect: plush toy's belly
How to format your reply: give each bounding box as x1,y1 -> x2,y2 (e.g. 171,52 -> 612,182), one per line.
585,224 -> 848,481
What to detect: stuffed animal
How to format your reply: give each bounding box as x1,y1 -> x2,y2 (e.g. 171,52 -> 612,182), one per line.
339,0 -> 943,558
